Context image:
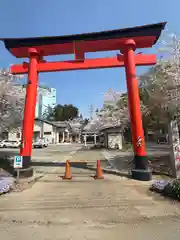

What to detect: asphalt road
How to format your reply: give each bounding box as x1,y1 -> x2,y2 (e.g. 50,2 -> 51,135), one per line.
0,142 -> 170,159
0,143 -> 83,175
0,142 -> 171,174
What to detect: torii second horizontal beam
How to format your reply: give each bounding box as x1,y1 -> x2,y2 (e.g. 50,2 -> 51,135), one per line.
10,54 -> 156,74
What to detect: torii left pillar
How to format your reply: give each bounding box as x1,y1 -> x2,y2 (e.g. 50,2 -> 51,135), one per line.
19,48 -> 39,177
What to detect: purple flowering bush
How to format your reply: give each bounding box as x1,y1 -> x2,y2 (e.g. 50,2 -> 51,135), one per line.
151,180 -> 170,192
0,155 -> 15,195
151,179 -> 180,200
0,177 -> 14,194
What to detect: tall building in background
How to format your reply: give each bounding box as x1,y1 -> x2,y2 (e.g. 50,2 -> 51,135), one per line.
14,84 -> 56,119
36,87 -> 56,118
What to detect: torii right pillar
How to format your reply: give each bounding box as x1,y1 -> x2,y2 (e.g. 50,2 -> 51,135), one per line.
123,39 -> 151,181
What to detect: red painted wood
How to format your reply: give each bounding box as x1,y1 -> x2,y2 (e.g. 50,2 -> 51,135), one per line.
124,40 -> 147,156
9,36 -> 156,58
20,51 -> 39,157
10,54 -> 156,74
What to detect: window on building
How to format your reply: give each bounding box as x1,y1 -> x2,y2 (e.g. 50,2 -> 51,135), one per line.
44,132 -> 52,135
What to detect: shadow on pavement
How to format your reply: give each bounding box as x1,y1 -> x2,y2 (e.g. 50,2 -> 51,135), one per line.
32,161 -> 63,167
70,160 -> 132,179
32,161 -> 88,169
105,153 -> 173,177
31,159 -> 131,178
0,151 -> 18,177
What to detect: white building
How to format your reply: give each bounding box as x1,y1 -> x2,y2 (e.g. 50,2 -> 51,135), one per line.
1,119 -> 72,144
82,119 -> 123,149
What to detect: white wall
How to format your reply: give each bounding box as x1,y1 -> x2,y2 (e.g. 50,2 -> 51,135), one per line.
107,133 -> 122,149
8,132 -> 21,141
103,127 -> 122,149
7,121 -> 57,144
53,127 -> 59,144
42,122 -> 53,143
43,122 -> 53,132
34,121 -> 42,132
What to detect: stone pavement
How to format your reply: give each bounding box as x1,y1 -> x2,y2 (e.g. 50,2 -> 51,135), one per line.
0,162 -> 180,239
70,148 -> 104,163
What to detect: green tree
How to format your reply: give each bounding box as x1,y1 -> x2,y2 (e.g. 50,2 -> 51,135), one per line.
46,104 -> 79,121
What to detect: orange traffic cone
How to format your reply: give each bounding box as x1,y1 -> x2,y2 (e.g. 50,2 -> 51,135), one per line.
94,160 -> 104,179
62,160 -> 72,180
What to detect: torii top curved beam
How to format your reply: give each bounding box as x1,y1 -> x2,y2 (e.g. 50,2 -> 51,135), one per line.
0,22 -> 166,58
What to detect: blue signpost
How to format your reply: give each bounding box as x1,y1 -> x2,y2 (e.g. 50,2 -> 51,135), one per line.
14,156 -> 23,168
14,156 -> 23,182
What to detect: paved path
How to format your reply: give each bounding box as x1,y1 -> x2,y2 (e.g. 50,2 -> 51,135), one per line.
0,161 -> 180,239
31,144 -> 82,174
0,145 -> 180,239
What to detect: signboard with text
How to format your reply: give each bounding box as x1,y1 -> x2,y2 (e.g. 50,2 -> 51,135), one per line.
14,156 -> 23,169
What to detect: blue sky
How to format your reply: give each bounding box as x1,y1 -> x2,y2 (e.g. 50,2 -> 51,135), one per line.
0,0 -> 179,118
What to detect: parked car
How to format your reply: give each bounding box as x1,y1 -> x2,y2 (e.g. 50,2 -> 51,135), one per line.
10,140 -> 21,148
0,140 -> 21,148
40,138 -> 48,147
0,140 -> 12,148
157,136 -> 168,144
33,139 -> 44,148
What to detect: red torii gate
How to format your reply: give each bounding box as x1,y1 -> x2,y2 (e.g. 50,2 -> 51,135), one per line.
1,22 -> 166,181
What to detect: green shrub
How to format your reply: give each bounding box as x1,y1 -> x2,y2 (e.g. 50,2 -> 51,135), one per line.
163,180 -> 180,200
171,180 -> 180,200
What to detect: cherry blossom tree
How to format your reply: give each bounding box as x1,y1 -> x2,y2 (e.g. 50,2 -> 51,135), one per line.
96,32 -> 180,133
0,69 -> 24,133
139,32 -> 180,126
97,90 -> 129,130
97,86 -> 149,131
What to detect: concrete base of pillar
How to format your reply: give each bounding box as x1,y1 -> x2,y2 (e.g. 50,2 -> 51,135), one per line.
13,167 -> 34,178
131,168 -> 152,181
131,155 -> 152,181
22,156 -> 31,168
